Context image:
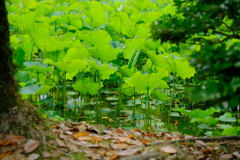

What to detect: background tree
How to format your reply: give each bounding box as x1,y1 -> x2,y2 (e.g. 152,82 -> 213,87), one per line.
151,0 -> 240,113
0,0 -> 47,138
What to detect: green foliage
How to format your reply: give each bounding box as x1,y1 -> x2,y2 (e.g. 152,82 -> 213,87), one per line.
8,0 -> 240,134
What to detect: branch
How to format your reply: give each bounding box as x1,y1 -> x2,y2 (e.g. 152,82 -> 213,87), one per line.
149,135 -> 240,145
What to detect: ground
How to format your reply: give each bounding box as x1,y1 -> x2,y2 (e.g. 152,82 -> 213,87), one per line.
1,120 -> 240,160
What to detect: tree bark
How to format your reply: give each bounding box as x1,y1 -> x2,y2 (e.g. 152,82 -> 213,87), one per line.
0,0 -> 47,138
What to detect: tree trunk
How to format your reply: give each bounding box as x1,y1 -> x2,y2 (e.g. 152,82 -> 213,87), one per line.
0,0 -> 47,138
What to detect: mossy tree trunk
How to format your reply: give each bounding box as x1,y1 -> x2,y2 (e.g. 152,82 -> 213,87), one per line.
0,0 -> 47,138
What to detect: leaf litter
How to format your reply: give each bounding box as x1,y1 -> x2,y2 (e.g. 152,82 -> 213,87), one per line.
0,121 -> 240,160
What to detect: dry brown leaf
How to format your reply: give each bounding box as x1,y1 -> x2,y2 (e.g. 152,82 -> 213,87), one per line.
201,148 -> 213,154
220,154 -> 234,159
66,143 -> 78,153
42,152 -> 51,158
4,135 -> 26,142
0,140 -> 12,146
139,139 -> 151,145
110,143 -> 128,150
118,137 -> 131,142
58,123 -> 69,131
195,140 -> 207,147
159,146 -> 177,154
28,153 -> 39,160
111,155 -> 118,160
56,138 -> 66,147
0,151 -> 12,159
127,134 -> 135,138
51,125 -> 57,128
83,149 -> 102,159
1,146 -> 17,153
24,140 -> 40,153
75,124 -> 87,132
118,148 -> 139,156
115,128 -> 125,135
78,136 -> 103,142
70,140 -> 88,146
74,132 -> 90,138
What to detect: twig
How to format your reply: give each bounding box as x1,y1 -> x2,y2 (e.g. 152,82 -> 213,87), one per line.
149,135 -> 240,145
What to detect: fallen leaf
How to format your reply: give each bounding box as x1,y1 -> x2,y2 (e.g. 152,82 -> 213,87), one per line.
56,138 -> 66,147
74,132 -> 89,138
51,125 -> 57,129
24,140 -> 40,153
0,151 -> 12,159
115,128 -> 125,135
195,140 -> 207,147
220,154 -> 234,159
110,143 -> 128,150
1,146 -> 17,153
111,155 -> 118,160
201,148 -> 213,154
42,152 -> 51,158
139,139 -> 150,145
118,137 -> 131,142
28,153 -> 40,160
0,140 -> 12,146
118,148 -> 139,156
127,134 -> 134,138
159,146 -> 177,154
78,136 -> 103,142
66,143 -> 79,153
4,135 -> 26,142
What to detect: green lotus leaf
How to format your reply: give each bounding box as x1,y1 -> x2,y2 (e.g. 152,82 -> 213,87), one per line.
125,71 -> 161,95
53,59 -> 88,73
89,45 -> 119,63
24,61 -> 48,68
21,0 -> 37,9
44,51 -> 66,62
158,81 -> 169,89
191,117 -> 219,125
82,30 -> 111,48
66,13 -> 82,29
145,39 -> 161,50
174,107 -> 220,119
130,12 -> 144,23
222,127 -> 240,136
142,11 -> 161,23
22,11 -> 37,24
15,71 -> 36,84
65,46 -> 90,62
27,65 -> 54,73
35,85 -> 54,95
147,51 -> 169,69
124,37 -> 145,59
84,7 -> 107,25
73,82 -> 103,95
122,84 -> 135,96
14,47 -> 25,68
20,84 -> 41,95
219,113 -> 236,122
122,23 -> 150,38
110,41 -> 124,49
151,91 -> 171,102
19,34 -> 36,60
28,33 -> 44,51
43,36 -> 70,52
25,23 -> 49,39
166,58 -> 196,79
118,65 -> 135,77
89,60 -> 116,80
108,18 -> 122,33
